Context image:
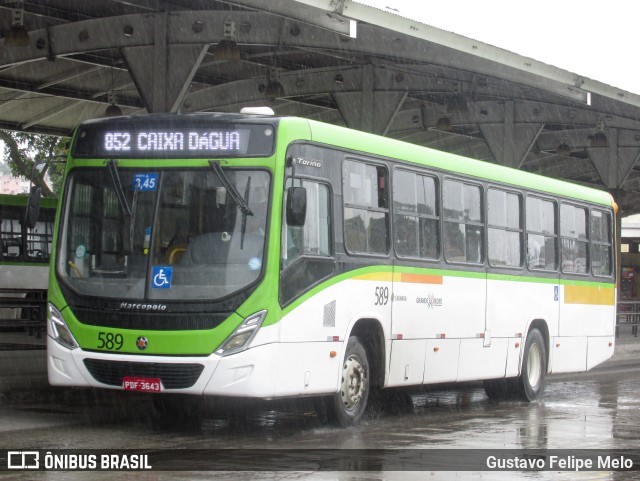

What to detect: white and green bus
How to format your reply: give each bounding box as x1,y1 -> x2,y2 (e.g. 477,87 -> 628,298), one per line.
45,110 -> 616,426
0,193 -> 56,331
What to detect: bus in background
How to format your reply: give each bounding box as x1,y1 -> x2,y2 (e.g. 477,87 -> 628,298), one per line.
0,193 -> 56,335
44,111 -> 616,426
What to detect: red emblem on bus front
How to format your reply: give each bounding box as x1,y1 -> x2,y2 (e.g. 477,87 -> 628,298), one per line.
136,336 -> 148,350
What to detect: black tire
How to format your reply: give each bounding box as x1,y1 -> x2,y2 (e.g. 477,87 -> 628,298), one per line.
483,378 -> 512,401
484,329 -> 547,402
324,336 -> 370,427
515,328 -> 547,401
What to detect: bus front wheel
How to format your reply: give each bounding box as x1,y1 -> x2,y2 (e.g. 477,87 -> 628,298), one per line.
325,336 -> 370,427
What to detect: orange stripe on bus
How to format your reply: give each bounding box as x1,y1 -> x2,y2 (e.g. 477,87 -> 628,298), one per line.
351,272 -> 443,284
353,272 -> 395,282
400,273 -> 443,285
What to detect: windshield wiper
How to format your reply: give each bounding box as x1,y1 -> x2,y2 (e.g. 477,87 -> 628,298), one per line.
240,176 -> 251,249
209,160 -> 253,216
107,160 -> 133,252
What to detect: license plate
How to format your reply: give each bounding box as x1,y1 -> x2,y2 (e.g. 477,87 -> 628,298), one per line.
122,376 -> 162,392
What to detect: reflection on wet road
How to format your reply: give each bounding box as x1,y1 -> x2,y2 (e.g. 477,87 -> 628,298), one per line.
1,361 -> 639,480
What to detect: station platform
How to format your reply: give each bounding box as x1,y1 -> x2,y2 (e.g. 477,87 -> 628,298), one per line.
0,328 -> 638,400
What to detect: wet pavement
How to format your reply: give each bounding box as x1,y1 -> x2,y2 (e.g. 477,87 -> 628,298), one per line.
0,328 -> 639,480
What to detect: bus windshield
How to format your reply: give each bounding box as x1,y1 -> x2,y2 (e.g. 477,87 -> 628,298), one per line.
57,167 -> 270,301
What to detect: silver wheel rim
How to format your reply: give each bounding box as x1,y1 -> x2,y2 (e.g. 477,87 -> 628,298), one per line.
527,343 -> 542,391
340,354 -> 366,411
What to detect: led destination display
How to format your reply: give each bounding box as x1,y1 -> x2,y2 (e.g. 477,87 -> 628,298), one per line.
104,130 -> 244,153
72,117 -> 276,158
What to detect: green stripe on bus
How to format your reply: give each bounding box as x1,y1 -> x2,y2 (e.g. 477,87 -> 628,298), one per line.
281,265 -> 615,316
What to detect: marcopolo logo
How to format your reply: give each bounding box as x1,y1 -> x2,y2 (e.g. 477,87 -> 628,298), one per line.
119,302 -> 167,311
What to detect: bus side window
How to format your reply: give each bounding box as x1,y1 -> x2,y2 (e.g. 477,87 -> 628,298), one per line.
393,169 -> 440,260
26,210 -> 54,260
526,196 -> 558,271
487,188 -> 522,268
591,209 -> 612,277
560,203 -> 588,274
343,160 -> 389,255
1,206 -> 23,259
443,179 -> 484,264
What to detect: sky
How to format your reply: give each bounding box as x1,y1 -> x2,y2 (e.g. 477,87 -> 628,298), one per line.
361,0 -> 640,95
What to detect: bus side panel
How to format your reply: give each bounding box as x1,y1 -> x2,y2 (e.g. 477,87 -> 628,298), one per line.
390,273 -> 444,339
586,336 -> 615,370
423,338 -> 459,383
391,273 -> 485,340
549,336 -> 587,373
457,338 -> 508,382
280,278 -> 391,344
504,337 -> 523,378
552,282 -> 614,373
559,284 -> 616,337
205,342 -> 341,397
486,278 -> 559,339
279,275 -> 392,394
387,339 -> 426,386
391,271 -> 484,383
0,264 -> 50,290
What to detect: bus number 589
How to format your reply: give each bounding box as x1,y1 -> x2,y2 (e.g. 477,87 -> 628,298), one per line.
374,286 -> 389,306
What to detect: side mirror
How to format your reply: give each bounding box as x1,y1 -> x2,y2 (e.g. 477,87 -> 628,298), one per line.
25,186 -> 42,229
286,186 -> 307,226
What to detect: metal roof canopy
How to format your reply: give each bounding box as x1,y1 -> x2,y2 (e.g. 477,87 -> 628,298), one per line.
1,0 -> 640,213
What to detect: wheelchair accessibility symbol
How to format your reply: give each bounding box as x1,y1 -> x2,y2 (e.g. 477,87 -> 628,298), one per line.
152,266 -> 173,289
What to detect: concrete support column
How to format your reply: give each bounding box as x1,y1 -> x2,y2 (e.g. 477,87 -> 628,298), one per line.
122,12 -> 209,113
479,100 -> 543,169
590,129 -> 640,190
333,64 -> 407,134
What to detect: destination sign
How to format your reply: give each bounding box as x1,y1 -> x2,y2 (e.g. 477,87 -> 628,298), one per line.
104,130 -> 245,153
72,117 -> 276,158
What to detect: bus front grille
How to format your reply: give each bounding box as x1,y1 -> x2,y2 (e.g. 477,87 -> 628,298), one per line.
83,359 -> 205,389
71,308 -> 230,331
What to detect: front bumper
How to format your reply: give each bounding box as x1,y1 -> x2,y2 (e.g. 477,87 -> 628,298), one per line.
48,336 -> 341,398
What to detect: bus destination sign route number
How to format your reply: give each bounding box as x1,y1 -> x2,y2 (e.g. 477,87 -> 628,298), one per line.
104,130 -> 244,153
72,120 -> 276,158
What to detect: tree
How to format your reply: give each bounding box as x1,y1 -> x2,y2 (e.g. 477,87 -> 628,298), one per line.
0,130 -> 67,197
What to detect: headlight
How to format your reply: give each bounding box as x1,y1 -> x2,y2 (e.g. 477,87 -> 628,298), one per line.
47,303 -> 79,350
215,310 -> 267,356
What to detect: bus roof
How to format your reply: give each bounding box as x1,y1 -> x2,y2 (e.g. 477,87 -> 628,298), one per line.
69,112 -> 613,208
294,117 -> 614,208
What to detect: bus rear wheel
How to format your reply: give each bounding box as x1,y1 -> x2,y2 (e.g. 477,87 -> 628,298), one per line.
483,328 -> 547,401
323,336 -> 370,427
516,328 -> 546,401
